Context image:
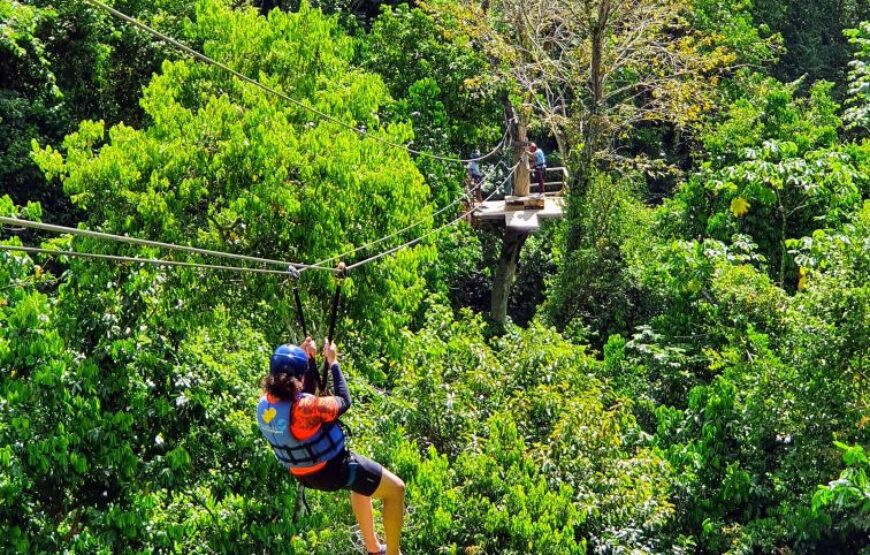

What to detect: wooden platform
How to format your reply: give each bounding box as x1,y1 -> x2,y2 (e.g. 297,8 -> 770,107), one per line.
472,196 -> 565,232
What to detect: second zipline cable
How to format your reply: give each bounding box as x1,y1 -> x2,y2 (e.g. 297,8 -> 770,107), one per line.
345,163 -> 518,271
307,163 -> 504,270
0,216 -> 321,271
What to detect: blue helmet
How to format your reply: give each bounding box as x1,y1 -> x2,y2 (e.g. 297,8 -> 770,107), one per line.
270,344 -> 308,377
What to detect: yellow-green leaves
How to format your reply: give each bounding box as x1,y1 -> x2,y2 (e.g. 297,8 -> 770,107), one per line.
729,197 -> 750,217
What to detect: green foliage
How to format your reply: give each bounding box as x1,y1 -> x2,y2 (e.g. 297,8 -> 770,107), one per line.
845,22 -> 870,130
665,74 -> 868,287
752,0 -> 870,86
692,0 -> 778,66
702,73 -> 841,163
624,198 -> 869,551
377,305 -> 675,554
33,0 -> 436,360
812,442 -> 870,550
362,3 -> 502,157
546,174 -> 654,346
0,0 -> 185,223
0,0 -> 64,208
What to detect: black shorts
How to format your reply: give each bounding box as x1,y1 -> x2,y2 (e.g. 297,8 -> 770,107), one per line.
296,450 -> 383,497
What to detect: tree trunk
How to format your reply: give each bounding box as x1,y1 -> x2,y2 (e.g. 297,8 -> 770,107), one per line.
503,97 -> 531,197
582,0 -> 609,180
491,98 -> 532,326
569,0 -> 611,253
491,228 -> 528,326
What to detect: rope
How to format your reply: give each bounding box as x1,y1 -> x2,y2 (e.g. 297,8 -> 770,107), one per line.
0,245 -> 294,276
0,216 -> 321,271
306,164 -> 501,270
344,163 -> 517,271
83,0 -> 507,165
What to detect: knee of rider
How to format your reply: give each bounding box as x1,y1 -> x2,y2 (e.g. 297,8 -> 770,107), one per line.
395,478 -> 406,498
389,476 -> 405,499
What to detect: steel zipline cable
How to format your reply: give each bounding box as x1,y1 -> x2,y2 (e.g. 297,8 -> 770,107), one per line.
307,162 -> 508,271
82,0 -> 508,165
0,165 -> 515,277
0,216 -> 322,271
0,244 -> 294,276
344,164 -> 517,271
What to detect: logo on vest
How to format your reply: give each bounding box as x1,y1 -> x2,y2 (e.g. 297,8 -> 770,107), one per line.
262,407 -> 277,424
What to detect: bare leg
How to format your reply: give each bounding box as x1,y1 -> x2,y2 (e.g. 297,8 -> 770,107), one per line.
372,468 -> 405,555
351,492 -> 381,554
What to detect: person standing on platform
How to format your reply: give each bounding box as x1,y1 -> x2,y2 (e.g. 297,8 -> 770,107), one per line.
468,149 -> 484,202
527,143 -> 546,196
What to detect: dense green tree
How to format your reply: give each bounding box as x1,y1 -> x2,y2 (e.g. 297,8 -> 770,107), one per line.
812,443 -> 870,549
845,21 -> 870,131
376,304 -> 675,554
665,73 -> 868,287
362,4 -> 503,160
617,162 -> 868,553
2,0 -> 869,553
544,175 -> 653,346
33,0 -> 436,361
0,0 -> 192,223
753,0 -> 870,87
0,1 -> 69,220
614,207 -> 868,551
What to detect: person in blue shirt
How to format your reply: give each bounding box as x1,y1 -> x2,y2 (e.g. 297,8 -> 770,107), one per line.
468,149 -> 483,185
527,143 -> 546,195
467,149 -> 484,203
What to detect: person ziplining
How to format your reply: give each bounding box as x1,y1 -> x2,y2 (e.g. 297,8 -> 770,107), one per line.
256,339 -> 406,555
4,7 -> 522,540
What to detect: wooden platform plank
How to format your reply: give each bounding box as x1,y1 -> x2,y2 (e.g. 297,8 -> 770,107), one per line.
524,196 -> 546,209
471,197 -> 566,227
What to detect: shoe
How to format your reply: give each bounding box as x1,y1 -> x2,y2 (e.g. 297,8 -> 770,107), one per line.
366,549 -> 385,555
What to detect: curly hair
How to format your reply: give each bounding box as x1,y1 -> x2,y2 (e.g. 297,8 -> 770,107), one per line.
261,372 -> 300,401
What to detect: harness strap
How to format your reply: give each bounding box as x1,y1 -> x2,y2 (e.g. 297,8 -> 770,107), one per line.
319,263 -> 347,394
286,265 -> 307,338
286,263 -> 346,397
287,272 -> 319,383
267,422 -> 345,466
